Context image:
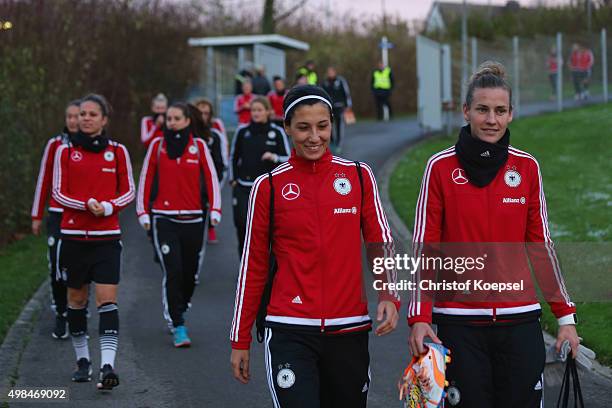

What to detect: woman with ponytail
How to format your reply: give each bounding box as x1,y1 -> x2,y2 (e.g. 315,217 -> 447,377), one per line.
136,102 -> 221,348
53,94 -> 135,390
408,62 -> 580,407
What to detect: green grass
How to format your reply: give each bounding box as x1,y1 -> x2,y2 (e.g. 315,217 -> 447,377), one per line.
390,103 -> 612,365
0,235 -> 48,343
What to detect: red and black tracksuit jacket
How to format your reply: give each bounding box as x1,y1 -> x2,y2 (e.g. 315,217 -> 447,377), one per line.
234,93 -> 254,125
52,141 -> 135,239
230,150 -> 400,350
267,90 -> 287,120
32,133 -> 70,220
141,116 -> 164,148
136,136 -> 221,221
408,145 -> 576,327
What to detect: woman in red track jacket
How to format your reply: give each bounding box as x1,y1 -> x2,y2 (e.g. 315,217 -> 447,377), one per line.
230,85 -> 399,407
140,93 -> 167,148
31,99 -> 79,340
408,62 -> 580,408
53,94 -> 135,390
136,102 -> 221,348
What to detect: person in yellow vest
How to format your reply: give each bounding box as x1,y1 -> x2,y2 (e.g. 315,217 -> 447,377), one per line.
371,60 -> 394,121
297,60 -> 318,85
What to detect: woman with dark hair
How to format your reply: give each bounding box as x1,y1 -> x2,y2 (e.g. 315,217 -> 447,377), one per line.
31,99 -> 80,340
408,61 -> 580,407
136,102 -> 221,348
53,94 -> 135,390
228,96 -> 290,255
192,97 -> 228,158
230,85 -> 399,407
188,102 -> 226,246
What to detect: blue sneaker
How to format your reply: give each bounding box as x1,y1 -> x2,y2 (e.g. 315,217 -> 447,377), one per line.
173,325 -> 191,348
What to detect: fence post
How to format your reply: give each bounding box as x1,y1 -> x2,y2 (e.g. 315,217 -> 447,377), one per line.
471,37 -> 478,73
602,28 -> 608,103
556,32 -> 563,112
513,36 -> 520,117
206,47 -> 214,100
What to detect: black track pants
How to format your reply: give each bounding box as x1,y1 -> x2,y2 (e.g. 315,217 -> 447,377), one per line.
232,184 -> 252,256
437,320 -> 545,408
331,108 -> 345,149
373,90 -> 392,120
47,211 -> 67,315
264,328 -> 370,408
152,216 -> 204,328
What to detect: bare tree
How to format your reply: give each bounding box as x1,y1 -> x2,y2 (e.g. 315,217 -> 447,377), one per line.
262,0 -> 309,34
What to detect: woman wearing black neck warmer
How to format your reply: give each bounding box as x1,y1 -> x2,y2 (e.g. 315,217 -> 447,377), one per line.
230,85 -> 399,407
31,100 -> 80,341
136,102 -> 221,348
229,96 -> 290,256
53,94 -> 135,390
408,62 -> 579,408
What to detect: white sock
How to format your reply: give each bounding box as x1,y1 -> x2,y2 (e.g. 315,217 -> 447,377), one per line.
100,334 -> 118,368
72,334 -> 90,362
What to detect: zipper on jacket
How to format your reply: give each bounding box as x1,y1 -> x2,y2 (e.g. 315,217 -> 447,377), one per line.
311,166 -> 325,332
492,307 -> 497,322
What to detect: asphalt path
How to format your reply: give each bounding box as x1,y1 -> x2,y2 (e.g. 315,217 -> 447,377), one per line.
11,101 -> 612,407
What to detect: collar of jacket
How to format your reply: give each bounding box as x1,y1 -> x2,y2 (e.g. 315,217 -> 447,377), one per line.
289,148 -> 332,173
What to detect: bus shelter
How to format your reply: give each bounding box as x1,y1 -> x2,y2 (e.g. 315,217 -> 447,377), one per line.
188,34 -> 309,129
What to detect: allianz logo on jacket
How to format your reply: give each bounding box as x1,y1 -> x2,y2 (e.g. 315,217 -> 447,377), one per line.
334,207 -> 357,215
502,197 -> 526,204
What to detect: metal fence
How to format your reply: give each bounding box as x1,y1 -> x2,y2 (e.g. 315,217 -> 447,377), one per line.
451,28 -> 609,117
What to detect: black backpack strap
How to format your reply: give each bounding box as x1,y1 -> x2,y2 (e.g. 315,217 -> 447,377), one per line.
256,173 -> 276,343
354,161 -> 364,230
354,161 -> 364,202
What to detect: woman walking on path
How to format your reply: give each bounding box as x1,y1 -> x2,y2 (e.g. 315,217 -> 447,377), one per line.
228,96 -> 290,256
141,93 -> 168,148
31,99 -> 80,340
136,102 -> 221,347
230,85 -> 399,407
53,94 -> 135,390
408,62 -> 579,408
192,99 -> 228,245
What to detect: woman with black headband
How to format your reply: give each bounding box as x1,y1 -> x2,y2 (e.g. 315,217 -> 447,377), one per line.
230,85 -> 399,407
31,99 -> 80,340
408,62 -> 579,407
229,96 -> 290,255
136,102 -> 221,348
53,94 -> 135,390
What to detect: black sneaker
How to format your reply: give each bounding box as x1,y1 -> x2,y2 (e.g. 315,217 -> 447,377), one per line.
97,364 -> 119,390
72,358 -> 92,382
52,314 -> 68,339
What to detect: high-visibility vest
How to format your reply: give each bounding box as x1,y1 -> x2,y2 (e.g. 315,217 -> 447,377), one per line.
373,67 -> 392,90
298,67 -> 318,85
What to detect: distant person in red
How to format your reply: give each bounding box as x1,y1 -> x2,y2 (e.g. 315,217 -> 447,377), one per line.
31,100 -> 80,340
546,46 -> 561,100
569,43 -> 594,100
267,76 -> 287,127
234,81 -> 254,125
141,93 -> 168,148
578,44 -> 594,100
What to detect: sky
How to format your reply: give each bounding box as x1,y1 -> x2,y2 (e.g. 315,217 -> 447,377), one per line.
291,0 -> 571,22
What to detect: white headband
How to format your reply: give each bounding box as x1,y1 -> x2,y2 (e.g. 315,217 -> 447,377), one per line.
284,95 -> 333,118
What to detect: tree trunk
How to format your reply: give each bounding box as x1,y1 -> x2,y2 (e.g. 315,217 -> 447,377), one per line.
262,0 -> 275,33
